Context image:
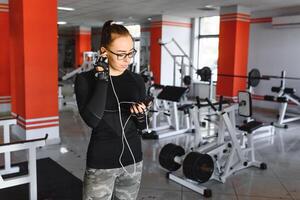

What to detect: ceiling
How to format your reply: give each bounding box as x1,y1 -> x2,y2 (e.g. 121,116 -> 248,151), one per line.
57,0 -> 300,27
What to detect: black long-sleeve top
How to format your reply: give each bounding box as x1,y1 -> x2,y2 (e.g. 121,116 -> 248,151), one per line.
74,69 -> 146,169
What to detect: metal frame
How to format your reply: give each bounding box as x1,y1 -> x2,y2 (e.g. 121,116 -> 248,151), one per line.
62,51 -> 97,81
159,38 -> 195,86
145,99 -> 191,139
0,120 -> 47,200
0,137 -> 47,200
143,86 -> 192,139
165,100 -> 265,197
245,87 -> 275,138
274,70 -> 300,128
0,118 -> 19,175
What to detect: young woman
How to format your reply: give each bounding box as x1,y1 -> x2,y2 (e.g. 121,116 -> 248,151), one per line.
75,20 -> 148,200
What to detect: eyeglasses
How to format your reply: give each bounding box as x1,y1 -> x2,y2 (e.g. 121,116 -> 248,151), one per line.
107,49 -> 137,60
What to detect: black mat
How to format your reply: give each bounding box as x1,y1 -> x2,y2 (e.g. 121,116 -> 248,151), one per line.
0,158 -> 82,200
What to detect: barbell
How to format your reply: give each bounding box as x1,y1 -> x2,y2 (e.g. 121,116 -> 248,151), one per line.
159,143 -> 214,183
196,67 -> 300,88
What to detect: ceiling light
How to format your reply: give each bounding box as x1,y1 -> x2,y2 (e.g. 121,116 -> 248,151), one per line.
114,21 -> 124,25
58,6 -> 75,11
147,17 -> 152,21
57,21 -> 67,25
205,5 -> 214,8
198,5 -> 218,11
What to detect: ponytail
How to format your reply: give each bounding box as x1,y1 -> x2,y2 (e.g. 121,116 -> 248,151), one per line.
100,20 -> 132,50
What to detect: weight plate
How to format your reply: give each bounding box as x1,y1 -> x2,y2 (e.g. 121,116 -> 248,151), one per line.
248,68 -> 261,87
183,152 -> 214,183
159,143 -> 185,171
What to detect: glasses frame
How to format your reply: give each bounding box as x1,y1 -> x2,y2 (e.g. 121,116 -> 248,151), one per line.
107,48 -> 137,60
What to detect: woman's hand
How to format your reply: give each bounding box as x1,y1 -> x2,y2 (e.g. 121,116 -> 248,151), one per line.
95,53 -> 107,72
130,103 -> 147,118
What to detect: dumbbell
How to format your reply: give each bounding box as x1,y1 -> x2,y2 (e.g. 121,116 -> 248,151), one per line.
159,143 -> 214,183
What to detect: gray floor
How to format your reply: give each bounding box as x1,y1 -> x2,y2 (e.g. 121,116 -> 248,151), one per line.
1,107 -> 300,200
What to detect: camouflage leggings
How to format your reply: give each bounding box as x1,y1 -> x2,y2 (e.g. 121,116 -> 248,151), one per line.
83,161 -> 143,200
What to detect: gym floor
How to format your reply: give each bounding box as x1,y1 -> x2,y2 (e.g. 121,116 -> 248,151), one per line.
1,107 -> 300,200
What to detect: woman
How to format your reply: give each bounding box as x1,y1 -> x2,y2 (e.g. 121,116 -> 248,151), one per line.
75,20 -> 148,200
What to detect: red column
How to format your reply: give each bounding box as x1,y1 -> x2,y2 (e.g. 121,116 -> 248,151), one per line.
9,0 -> 60,144
150,21 -> 162,84
75,26 -> 91,68
0,3 -> 11,113
216,10 -> 250,98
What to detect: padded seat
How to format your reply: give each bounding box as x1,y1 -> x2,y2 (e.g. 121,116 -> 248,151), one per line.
238,120 -> 263,133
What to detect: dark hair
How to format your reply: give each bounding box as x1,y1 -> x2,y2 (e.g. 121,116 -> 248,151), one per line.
100,20 -> 132,50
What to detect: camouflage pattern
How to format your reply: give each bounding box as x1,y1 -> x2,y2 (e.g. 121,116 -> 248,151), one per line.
83,161 -> 143,200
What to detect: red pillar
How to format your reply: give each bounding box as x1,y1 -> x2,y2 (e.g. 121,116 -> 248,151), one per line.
9,0 -> 60,143
75,26 -> 91,68
0,3 -> 11,113
216,7 -> 250,98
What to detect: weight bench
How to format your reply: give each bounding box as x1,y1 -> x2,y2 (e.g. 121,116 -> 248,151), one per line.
0,119 -> 47,200
238,120 -> 263,133
142,86 -> 191,139
0,117 -> 20,175
158,91 -> 267,198
269,70 -> 300,128
238,92 -> 275,139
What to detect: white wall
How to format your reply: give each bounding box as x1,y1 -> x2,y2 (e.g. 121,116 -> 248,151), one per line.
140,31 -> 150,70
248,22 -> 300,109
160,16 -> 192,86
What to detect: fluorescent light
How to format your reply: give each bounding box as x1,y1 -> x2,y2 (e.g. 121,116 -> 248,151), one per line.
57,21 -> 67,25
58,6 -> 75,11
205,5 -> 214,8
114,21 -> 124,25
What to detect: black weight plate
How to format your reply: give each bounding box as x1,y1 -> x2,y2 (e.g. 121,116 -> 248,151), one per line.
183,152 -> 214,183
159,143 -> 185,171
199,67 -> 212,82
248,69 -> 261,87
183,76 -> 192,86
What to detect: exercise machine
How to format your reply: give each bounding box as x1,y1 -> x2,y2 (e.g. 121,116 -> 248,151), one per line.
159,91 -> 267,197
61,51 -> 97,81
270,70 -> 300,128
198,67 -> 275,139
0,117 -> 19,175
0,117 -> 47,200
142,86 -> 192,139
159,38 -> 195,87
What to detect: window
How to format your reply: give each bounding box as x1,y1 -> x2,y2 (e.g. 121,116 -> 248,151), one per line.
125,25 -> 141,72
198,16 -> 220,82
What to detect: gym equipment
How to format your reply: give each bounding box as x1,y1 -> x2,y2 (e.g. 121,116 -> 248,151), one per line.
142,86 -> 192,139
159,38 -> 196,86
159,91 -> 267,197
62,51 -> 97,81
0,117 -> 19,175
198,67 -> 275,138
237,92 -> 275,140
0,119 -> 47,200
190,97 -> 230,146
270,70 -> 300,128
197,67 -> 300,84
197,67 -> 266,88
